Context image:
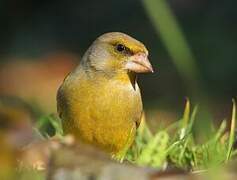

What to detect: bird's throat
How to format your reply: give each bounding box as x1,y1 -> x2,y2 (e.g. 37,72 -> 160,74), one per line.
128,71 -> 137,90
89,69 -> 137,90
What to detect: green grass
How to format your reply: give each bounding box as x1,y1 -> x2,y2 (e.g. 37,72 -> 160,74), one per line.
126,99 -> 236,171
36,99 -> 236,172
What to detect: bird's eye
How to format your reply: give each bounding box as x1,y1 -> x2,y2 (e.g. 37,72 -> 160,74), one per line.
116,44 -> 125,52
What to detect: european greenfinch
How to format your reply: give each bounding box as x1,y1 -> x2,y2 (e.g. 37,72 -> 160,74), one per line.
57,32 -> 153,159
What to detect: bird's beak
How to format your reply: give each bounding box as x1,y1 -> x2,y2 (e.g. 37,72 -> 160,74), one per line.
125,53 -> 154,73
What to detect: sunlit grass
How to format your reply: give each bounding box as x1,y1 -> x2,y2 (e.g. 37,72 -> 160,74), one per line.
126,99 -> 236,171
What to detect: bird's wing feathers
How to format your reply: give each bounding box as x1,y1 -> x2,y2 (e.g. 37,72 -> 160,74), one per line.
56,86 -> 64,119
135,117 -> 141,129
135,110 -> 144,129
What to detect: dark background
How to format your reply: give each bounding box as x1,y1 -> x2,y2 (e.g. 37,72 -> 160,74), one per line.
0,0 -> 236,121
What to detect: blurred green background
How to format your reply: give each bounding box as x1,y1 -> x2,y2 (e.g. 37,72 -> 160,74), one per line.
0,0 -> 236,122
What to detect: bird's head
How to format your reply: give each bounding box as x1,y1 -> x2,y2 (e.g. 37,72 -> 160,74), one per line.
82,32 -> 153,75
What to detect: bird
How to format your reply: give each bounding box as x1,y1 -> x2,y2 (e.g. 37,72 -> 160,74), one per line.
57,32 -> 153,160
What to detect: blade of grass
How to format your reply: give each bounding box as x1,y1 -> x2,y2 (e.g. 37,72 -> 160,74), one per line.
180,99 -> 190,139
226,99 -> 236,161
47,115 -> 63,136
142,0 -> 200,88
185,105 -> 198,136
213,120 -> 226,142
182,98 -> 191,128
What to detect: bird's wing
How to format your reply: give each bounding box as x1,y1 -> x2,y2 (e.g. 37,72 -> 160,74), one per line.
56,72 -> 72,119
135,111 -> 145,129
135,117 -> 141,129
56,85 -> 64,119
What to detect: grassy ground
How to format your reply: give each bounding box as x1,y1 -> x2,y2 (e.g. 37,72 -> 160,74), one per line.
36,99 -> 236,172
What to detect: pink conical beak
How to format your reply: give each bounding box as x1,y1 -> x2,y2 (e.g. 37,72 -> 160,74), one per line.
125,53 -> 154,73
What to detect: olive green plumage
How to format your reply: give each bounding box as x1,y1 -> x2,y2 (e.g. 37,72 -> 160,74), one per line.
57,32 -> 153,159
